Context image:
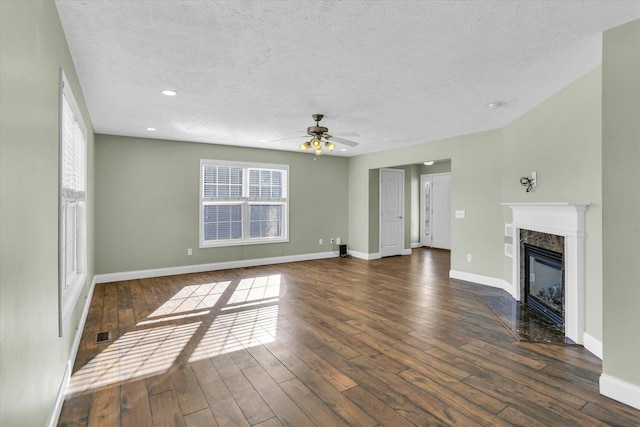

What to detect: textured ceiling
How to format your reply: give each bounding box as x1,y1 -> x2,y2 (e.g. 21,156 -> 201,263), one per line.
55,1 -> 640,156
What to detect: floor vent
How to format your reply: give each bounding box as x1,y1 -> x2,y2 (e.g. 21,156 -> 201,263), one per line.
96,331 -> 111,343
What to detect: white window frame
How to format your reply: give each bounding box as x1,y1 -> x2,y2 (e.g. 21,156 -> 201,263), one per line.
58,70 -> 88,336
199,159 -> 289,248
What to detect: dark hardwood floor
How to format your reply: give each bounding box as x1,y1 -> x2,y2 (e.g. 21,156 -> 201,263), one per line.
58,248 -> 640,426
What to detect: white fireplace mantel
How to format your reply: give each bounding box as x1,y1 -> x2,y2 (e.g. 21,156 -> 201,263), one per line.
502,202 -> 589,237
501,202 -> 590,344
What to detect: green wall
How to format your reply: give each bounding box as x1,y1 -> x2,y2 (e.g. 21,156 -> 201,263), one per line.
420,158 -> 452,175
395,164 -> 421,249
0,1 -> 95,425
348,129 -> 504,276
367,164 -> 421,253
2,3 -> 637,421
95,135 -> 349,274
602,19 -> 640,390
348,67 -> 605,345
503,66 -> 604,341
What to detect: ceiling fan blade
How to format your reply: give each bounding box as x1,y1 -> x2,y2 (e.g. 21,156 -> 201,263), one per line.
329,136 -> 359,147
332,132 -> 360,137
263,135 -> 307,143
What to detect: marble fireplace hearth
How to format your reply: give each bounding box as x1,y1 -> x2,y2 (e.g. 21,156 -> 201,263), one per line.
502,202 -> 589,344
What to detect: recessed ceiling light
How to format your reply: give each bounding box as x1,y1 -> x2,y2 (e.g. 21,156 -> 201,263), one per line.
340,148 -> 347,152
487,101 -> 504,109
423,161 -> 434,166
146,127 -> 157,131
162,90 -> 177,96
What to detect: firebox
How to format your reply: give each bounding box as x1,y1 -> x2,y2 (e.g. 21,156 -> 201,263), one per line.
524,244 -> 564,326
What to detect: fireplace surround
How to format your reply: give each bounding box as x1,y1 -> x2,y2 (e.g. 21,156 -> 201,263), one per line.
502,202 -> 589,344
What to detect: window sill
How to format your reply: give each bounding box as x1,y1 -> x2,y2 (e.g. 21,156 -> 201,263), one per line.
200,237 -> 289,249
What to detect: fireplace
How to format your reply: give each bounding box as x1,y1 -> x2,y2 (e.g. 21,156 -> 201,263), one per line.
502,202 -> 589,344
524,244 -> 564,326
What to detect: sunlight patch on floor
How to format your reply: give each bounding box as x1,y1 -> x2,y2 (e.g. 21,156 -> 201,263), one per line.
228,275 -> 281,305
69,274 -> 284,393
136,310 -> 210,326
186,275 -> 282,362
189,304 -> 279,362
146,281 -> 231,319
68,322 -> 200,394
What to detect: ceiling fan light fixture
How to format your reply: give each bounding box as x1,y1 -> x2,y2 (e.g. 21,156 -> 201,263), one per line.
295,114 -> 359,155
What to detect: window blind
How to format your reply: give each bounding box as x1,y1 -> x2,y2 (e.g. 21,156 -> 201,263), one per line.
249,169 -> 284,198
203,165 -> 243,198
200,160 -> 289,247
61,93 -> 86,201
58,71 -> 88,336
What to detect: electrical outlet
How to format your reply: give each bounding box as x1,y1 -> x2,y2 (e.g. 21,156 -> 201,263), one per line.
187,248 -> 192,256
467,254 -> 472,262
330,238 -> 335,244
319,238 -> 323,245
336,237 -> 341,245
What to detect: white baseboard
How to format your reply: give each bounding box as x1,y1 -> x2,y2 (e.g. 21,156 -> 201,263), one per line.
48,276 -> 97,427
600,374 -> 640,410
402,248 -> 412,255
411,242 -> 421,248
48,362 -> 71,427
582,332 -> 603,359
349,250 -> 380,260
95,251 -> 337,284
449,270 -> 514,296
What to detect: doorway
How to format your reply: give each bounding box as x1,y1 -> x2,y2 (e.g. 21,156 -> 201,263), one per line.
380,168 -> 404,257
420,173 -> 451,250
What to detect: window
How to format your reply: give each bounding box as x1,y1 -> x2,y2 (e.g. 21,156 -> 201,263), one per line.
59,70 -> 87,334
200,160 -> 288,247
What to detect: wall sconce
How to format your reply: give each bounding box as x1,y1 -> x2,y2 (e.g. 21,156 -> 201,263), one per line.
520,172 -> 537,192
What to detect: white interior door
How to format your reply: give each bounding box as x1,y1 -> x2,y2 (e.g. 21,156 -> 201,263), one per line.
431,174 -> 451,249
380,168 -> 404,257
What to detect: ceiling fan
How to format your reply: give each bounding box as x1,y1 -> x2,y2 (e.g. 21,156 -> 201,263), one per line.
270,114 -> 359,155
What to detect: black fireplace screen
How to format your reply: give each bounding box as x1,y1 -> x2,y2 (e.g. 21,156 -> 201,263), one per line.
524,244 -> 564,326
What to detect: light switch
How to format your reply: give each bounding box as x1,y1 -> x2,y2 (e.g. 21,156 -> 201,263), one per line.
455,210 -> 466,219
